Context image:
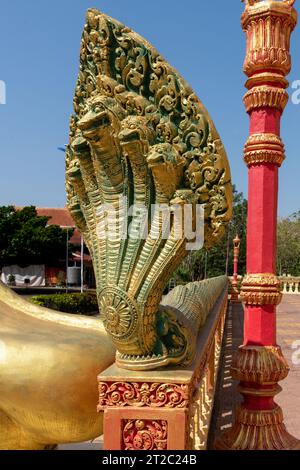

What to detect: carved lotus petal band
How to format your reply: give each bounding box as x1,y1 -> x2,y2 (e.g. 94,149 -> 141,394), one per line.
240,273 -> 282,305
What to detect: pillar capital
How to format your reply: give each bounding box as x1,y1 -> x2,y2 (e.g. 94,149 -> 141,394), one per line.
242,0 -> 297,79
241,0 -> 297,121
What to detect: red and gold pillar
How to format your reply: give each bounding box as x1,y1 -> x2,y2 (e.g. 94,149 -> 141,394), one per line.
217,0 -> 298,450
231,234 -> 241,302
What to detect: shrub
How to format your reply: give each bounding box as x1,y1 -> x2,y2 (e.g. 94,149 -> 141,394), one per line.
7,274 -> 16,285
31,292 -> 99,315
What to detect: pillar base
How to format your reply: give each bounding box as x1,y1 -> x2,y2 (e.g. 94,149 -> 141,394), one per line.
215,344 -> 300,450
215,406 -> 300,450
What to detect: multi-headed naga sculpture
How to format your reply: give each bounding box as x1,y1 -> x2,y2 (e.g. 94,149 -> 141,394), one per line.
67,9 -> 232,370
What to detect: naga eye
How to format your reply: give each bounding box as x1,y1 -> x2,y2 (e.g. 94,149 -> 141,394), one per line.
94,106 -> 101,113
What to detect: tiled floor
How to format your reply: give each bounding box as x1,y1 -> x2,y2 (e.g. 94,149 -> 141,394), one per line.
276,295 -> 300,439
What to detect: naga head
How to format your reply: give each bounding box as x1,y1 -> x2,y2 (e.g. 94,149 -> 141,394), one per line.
66,158 -> 82,182
156,306 -> 189,364
77,96 -> 125,149
71,133 -> 91,160
118,115 -> 155,163
147,143 -> 186,199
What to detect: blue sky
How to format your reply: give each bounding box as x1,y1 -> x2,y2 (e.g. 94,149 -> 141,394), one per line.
0,0 -> 299,217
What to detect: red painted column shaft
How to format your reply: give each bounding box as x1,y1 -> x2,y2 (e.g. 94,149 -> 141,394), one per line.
247,164 -> 278,274
244,109 -> 280,347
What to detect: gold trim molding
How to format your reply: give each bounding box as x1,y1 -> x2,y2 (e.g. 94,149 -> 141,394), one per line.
98,382 -> 190,409
245,72 -> 289,90
244,133 -> 285,167
243,86 -> 288,114
231,345 -> 289,384
240,273 -> 282,305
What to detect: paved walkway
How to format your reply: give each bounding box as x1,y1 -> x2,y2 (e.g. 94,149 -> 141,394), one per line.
276,295 -> 300,439
209,295 -> 300,447
208,302 -> 243,447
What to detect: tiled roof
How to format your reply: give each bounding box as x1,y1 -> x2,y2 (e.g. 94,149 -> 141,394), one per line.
37,208 -> 82,246
36,207 -> 75,228
16,206 -> 82,246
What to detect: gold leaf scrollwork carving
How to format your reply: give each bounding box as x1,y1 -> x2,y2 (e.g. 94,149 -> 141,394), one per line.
98,381 -> 189,409
122,419 -> 168,450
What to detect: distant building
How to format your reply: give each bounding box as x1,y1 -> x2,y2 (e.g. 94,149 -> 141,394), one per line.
36,207 -> 95,288
4,207 -> 95,288
36,207 -> 81,244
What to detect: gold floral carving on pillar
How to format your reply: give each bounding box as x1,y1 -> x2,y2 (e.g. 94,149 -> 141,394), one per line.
240,273 -> 283,305
244,134 -> 285,166
242,0 -> 296,84
231,345 -> 289,384
67,9 -> 232,370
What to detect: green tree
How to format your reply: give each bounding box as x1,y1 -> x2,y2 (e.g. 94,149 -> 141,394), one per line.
277,213 -> 300,276
0,206 -> 74,268
173,186 -> 247,284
